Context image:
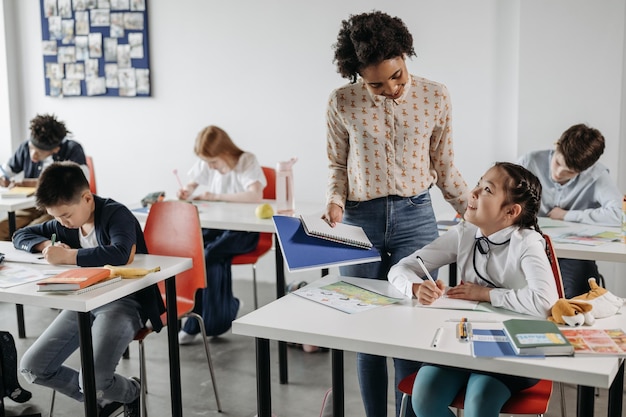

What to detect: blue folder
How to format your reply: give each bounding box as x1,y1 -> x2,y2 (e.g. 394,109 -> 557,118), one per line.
272,215 -> 381,272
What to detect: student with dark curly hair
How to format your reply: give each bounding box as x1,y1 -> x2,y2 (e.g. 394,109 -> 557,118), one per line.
0,114 -> 88,240
322,11 -> 469,417
518,123 -> 622,297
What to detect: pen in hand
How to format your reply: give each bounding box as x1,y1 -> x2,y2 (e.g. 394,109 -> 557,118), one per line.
416,257 -> 436,285
50,233 -> 56,247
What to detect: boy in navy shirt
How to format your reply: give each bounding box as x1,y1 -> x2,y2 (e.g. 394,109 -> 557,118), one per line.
14,161 -> 163,417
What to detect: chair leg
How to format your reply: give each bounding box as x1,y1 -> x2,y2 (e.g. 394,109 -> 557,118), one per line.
252,264 -> 258,310
399,393 -> 408,417
49,390 -> 55,417
188,312 -> 222,412
138,339 -> 148,417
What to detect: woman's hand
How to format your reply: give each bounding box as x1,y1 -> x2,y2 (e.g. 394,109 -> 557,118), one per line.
415,279 -> 445,305
322,203 -> 343,226
446,282 -> 491,302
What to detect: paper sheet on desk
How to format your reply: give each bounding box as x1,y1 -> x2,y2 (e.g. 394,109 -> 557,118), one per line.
3,250 -> 50,265
416,296 -> 484,311
0,264 -> 47,288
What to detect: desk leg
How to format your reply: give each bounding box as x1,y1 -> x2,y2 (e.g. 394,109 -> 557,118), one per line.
9,212 -> 26,340
77,312 -> 98,417
607,360 -> 624,417
274,237 -> 288,384
256,338 -> 272,417
576,385 -> 594,417
165,276 -> 183,417
331,349 -> 344,417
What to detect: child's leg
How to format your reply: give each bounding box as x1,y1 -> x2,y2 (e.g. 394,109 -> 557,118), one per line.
462,373 -> 511,417
411,365 -> 467,417
19,310 -> 82,401
88,298 -> 143,404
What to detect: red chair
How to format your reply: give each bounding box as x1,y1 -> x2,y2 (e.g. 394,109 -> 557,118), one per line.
397,234 -> 567,417
86,155 -> 97,194
231,166 -> 275,309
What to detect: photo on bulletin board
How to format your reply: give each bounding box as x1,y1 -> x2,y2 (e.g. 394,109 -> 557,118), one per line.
39,0 -> 151,98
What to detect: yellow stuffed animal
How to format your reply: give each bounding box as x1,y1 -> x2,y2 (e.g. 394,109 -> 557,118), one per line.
548,277 -> 624,326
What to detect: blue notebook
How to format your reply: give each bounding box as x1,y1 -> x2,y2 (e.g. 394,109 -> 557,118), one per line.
471,328 -> 544,358
272,215 -> 381,272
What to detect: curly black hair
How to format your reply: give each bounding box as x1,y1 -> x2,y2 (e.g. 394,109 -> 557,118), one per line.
332,11 -> 416,83
29,114 -> 69,149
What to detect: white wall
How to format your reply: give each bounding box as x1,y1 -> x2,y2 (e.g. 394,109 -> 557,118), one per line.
3,1 -> 626,291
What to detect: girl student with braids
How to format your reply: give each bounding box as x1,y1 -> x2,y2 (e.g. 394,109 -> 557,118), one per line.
388,162 -> 559,417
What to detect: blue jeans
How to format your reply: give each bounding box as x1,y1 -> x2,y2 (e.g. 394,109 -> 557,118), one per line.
182,229 -> 259,336
20,298 -> 143,404
339,191 -> 439,417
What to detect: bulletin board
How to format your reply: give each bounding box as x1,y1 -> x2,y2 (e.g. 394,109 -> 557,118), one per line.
39,0 -> 151,97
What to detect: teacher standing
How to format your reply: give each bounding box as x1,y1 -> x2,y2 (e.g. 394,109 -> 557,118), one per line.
323,11 -> 469,417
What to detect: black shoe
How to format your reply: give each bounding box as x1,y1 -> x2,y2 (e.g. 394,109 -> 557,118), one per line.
124,377 -> 141,417
0,331 -> 32,403
99,401 -> 124,417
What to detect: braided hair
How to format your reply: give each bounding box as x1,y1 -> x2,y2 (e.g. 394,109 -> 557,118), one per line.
494,162 -> 543,235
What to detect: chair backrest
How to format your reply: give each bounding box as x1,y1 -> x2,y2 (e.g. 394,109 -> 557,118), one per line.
544,234 -> 565,298
143,201 -> 206,312
261,166 -> 276,199
86,156 -> 97,194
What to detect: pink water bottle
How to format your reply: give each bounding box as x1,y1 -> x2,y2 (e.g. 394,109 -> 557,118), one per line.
276,157 -> 297,215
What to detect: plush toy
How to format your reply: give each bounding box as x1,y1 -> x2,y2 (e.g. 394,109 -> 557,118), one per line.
548,277 -> 624,326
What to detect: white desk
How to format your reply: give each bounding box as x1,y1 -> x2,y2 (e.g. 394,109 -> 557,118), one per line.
0,242 -> 192,417
539,219 -> 626,263
0,196 -> 38,338
233,275 -> 625,417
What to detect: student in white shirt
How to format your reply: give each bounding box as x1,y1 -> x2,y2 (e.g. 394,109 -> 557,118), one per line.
388,162 -> 559,417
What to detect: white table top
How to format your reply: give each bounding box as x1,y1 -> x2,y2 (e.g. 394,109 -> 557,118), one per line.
133,200 -> 325,233
0,195 -> 37,211
539,219 -> 626,263
233,275 -> 625,389
0,241 -> 192,312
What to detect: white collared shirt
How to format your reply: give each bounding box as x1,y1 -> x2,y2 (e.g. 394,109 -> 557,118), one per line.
388,221 -> 558,318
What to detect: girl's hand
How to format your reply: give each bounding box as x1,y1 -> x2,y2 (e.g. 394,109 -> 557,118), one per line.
547,207 -> 567,220
415,279 -> 445,305
193,192 -> 218,201
322,203 -> 343,227
446,281 -> 491,302
177,189 -> 192,200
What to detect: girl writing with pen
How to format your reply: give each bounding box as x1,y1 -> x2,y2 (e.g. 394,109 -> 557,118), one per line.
388,162 -> 559,417
176,125 -> 266,344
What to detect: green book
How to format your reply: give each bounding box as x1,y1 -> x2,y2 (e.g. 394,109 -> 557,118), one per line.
503,319 -> 574,356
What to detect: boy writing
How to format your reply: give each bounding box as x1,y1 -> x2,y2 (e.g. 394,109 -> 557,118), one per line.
518,123 -> 622,297
13,161 -> 164,417
0,113 -> 88,240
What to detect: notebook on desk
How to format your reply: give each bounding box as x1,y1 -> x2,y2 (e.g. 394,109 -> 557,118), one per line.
0,186 -> 36,199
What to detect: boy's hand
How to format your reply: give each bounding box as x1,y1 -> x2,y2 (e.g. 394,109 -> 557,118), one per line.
547,207 -> 567,220
0,177 -> 11,188
41,244 -> 77,265
415,279 -> 445,305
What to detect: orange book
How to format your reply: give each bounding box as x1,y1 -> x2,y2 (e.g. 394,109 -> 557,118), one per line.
37,268 -> 112,292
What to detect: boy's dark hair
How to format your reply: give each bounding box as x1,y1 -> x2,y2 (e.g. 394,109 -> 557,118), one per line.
556,124 -> 605,173
495,162 -> 543,234
333,11 -> 416,83
29,114 -> 69,151
36,162 -> 89,209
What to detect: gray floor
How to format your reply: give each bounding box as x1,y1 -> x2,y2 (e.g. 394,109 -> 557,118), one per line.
1,278 -> 624,417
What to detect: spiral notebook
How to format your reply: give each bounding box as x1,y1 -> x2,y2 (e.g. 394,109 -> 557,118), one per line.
299,213 -> 373,249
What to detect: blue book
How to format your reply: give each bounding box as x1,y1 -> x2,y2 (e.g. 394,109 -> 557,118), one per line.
471,328 -> 544,358
272,215 -> 381,272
